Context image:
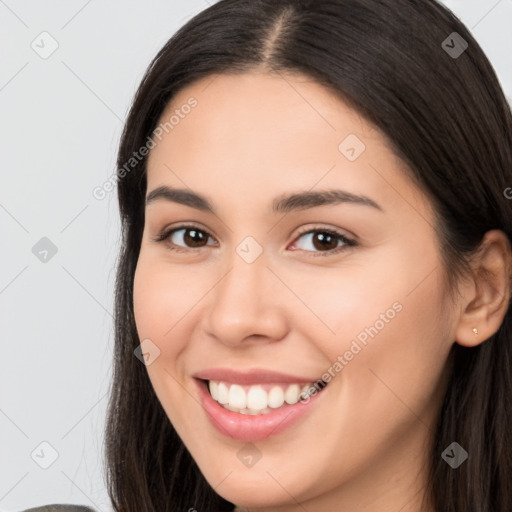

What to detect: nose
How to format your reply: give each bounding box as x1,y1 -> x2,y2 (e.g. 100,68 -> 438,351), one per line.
202,249 -> 289,348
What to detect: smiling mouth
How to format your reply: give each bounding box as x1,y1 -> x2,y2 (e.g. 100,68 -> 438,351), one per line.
194,376 -> 330,441
201,378 -> 329,415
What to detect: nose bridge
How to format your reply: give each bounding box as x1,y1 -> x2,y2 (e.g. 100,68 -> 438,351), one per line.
216,240 -> 269,317
204,236 -> 287,345
220,232 -> 269,298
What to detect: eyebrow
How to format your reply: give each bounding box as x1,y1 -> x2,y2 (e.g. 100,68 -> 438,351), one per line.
145,186 -> 383,213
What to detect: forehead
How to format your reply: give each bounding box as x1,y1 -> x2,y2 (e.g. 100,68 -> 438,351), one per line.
145,71 -> 431,220
151,70 -> 375,163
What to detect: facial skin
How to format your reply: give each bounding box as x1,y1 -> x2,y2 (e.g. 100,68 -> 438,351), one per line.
132,71 -> 510,511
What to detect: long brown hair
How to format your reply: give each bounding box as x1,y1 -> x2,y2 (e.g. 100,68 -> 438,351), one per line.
104,1 -> 512,510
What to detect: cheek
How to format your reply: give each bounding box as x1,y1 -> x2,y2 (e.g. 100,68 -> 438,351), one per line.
132,254 -> 206,431
295,244 -> 452,442
320,266 -> 452,458
133,253 -> 205,350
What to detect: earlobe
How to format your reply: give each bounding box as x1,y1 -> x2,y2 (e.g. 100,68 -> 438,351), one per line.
455,229 -> 512,348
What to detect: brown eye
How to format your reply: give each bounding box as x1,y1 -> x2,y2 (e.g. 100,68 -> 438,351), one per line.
155,225 -> 216,251
310,232 -> 339,251
290,227 -> 356,257
179,228 -> 209,248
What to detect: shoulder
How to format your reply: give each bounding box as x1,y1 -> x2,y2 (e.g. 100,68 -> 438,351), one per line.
20,505 -> 96,512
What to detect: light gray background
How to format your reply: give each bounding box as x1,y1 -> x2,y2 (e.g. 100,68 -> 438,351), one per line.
1,1 -> 511,511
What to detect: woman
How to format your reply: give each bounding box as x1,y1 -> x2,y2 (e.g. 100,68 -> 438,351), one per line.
104,0 -> 512,510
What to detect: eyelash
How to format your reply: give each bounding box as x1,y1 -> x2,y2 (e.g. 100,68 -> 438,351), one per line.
152,223 -> 357,257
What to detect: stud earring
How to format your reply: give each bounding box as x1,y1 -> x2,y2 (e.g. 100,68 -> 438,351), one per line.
472,327 -> 479,335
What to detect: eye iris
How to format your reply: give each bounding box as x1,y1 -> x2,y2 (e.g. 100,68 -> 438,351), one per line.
184,228 -> 207,247
312,232 -> 338,251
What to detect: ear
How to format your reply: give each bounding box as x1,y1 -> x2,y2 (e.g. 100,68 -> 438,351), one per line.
455,229 -> 512,347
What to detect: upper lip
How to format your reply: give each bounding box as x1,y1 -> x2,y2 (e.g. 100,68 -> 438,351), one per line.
193,368 -> 324,385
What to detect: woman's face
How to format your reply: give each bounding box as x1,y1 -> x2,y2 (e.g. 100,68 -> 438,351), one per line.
133,71 -> 455,510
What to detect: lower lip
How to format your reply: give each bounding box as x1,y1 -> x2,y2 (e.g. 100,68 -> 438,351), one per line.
194,378 -> 328,442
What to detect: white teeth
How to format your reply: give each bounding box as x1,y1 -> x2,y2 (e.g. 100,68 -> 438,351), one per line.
227,406 -> 273,415
216,382 -> 229,404
268,386 -> 284,408
207,380 -> 325,414
208,380 -> 218,400
284,384 -> 300,405
247,386 -> 268,410
228,384 -> 246,410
